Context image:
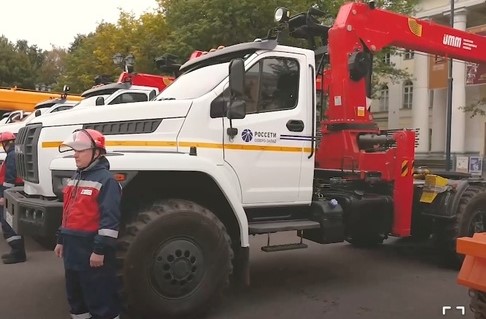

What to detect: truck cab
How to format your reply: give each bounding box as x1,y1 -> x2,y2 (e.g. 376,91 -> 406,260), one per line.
78,83 -> 158,107
78,71 -> 174,107
0,111 -> 31,125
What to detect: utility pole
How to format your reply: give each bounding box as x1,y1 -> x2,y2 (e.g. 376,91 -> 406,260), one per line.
445,0 -> 455,171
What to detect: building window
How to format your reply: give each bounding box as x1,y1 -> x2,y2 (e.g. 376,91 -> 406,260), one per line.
403,50 -> 414,60
378,85 -> 389,111
402,80 -> 413,109
382,53 -> 391,65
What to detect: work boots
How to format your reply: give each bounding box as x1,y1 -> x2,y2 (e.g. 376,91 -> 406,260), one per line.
2,238 -> 26,264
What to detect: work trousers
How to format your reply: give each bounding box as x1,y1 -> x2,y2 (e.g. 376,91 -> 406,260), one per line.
66,265 -> 121,319
0,206 -> 23,248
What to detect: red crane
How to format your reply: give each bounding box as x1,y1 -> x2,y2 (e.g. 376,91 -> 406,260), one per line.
313,1 -> 486,237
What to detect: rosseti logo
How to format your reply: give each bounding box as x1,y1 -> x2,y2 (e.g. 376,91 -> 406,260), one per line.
241,129 -> 253,142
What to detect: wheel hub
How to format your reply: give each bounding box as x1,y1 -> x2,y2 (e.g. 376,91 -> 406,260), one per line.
151,238 -> 204,298
471,210 -> 486,234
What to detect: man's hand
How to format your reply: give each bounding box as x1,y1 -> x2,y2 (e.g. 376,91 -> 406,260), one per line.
90,253 -> 104,267
0,197 -> 5,206
54,244 -> 63,258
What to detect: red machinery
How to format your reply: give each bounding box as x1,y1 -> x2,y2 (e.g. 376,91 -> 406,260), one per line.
117,71 -> 175,92
304,1 -> 486,239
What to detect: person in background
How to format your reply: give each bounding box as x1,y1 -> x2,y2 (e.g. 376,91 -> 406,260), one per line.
54,129 -> 122,319
0,131 -> 26,264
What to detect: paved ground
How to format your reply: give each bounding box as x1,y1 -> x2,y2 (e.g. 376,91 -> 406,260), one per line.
0,232 -> 473,319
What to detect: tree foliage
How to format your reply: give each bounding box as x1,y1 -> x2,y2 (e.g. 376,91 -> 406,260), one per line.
0,36 -> 45,89
1,0 -> 419,93
57,10 -> 170,93
461,98 -> 486,118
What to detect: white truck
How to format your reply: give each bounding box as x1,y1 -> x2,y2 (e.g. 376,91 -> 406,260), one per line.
0,110 -> 31,125
6,37 -> 316,318
0,99 -> 77,164
78,82 -> 160,107
5,37 -> 318,318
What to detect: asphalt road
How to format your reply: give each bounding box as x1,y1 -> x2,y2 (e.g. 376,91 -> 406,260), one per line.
0,232 -> 473,319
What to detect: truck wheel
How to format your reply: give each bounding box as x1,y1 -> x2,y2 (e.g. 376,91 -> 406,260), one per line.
469,289 -> 486,319
117,199 -> 233,319
456,187 -> 486,237
436,186 -> 486,262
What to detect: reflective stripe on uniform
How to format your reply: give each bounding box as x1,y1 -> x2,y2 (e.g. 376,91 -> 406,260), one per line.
67,179 -> 102,190
98,229 -> 119,238
70,313 -> 91,319
6,235 -> 22,243
3,182 -> 14,188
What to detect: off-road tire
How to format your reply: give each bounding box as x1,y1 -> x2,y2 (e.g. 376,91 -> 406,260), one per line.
470,289 -> 486,319
436,186 -> 486,264
117,199 -> 233,319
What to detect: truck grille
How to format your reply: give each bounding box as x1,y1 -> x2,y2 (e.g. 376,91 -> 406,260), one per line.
15,124 -> 42,183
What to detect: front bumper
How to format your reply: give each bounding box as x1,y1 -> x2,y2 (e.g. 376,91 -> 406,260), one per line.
4,187 -> 62,237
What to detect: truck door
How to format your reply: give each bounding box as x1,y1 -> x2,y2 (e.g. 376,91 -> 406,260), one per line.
223,52 -> 312,205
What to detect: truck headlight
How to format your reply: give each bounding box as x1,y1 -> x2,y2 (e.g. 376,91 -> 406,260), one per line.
52,173 -> 74,198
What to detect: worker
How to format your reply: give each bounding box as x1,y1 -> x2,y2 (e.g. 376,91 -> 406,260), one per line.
54,129 -> 122,319
0,131 -> 26,264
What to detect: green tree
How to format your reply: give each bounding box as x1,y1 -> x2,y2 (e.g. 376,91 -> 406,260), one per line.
0,37 -> 47,89
0,36 -> 18,87
59,9 -> 170,93
39,47 -> 68,89
158,0 -> 315,59
159,0 -> 417,68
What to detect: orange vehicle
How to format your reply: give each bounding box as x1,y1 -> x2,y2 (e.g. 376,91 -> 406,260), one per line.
457,235 -> 486,318
0,86 -> 82,116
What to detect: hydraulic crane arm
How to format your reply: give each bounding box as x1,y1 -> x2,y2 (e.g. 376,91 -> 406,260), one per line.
341,2 -> 486,63
326,1 -> 486,125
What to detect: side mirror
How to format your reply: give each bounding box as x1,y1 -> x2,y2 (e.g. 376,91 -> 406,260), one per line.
34,109 -> 42,117
228,59 -> 245,98
63,85 -> 70,93
95,96 -> 105,106
227,99 -> 246,120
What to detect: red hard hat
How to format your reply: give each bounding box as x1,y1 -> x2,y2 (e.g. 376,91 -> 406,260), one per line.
59,129 -> 106,153
0,131 -> 16,143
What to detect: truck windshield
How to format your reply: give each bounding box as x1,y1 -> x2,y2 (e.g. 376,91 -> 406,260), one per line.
74,95 -> 110,108
155,62 -> 230,100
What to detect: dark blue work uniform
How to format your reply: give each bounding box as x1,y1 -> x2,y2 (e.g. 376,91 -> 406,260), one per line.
58,157 -> 122,319
0,146 -> 26,264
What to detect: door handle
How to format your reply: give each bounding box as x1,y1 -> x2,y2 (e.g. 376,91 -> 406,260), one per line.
286,120 -> 304,132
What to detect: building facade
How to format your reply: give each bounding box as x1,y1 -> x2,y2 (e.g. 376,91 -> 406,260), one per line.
371,0 -> 486,160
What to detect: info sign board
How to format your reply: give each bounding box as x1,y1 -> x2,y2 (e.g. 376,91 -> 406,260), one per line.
469,156 -> 483,176
455,156 -> 469,174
